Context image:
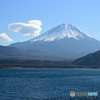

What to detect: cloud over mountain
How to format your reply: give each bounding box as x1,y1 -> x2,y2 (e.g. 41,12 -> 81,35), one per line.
8,20 -> 42,36
0,33 -> 13,42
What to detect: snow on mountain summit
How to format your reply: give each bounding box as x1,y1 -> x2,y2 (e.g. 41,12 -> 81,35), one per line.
30,24 -> 93,42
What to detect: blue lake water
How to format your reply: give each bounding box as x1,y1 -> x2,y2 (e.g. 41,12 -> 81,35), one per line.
0,68 -> 100,100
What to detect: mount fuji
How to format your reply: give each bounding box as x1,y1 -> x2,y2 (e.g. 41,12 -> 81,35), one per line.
10,24 -> 100,60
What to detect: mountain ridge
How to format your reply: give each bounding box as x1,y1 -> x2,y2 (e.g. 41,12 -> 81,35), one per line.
0,45 -> 29,59
72,50 -> 100,66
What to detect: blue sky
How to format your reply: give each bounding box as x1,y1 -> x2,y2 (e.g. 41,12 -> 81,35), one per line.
0,0 -> 100,46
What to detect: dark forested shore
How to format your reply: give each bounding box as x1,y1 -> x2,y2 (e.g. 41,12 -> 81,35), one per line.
0,59 -> 99,69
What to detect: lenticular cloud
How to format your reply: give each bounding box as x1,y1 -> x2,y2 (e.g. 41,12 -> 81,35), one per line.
8,20 -> 42,36
0,33 -> 13,42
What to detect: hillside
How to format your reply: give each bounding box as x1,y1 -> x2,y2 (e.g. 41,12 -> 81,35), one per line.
72,50 -> 100,66
0,45 -> 29,59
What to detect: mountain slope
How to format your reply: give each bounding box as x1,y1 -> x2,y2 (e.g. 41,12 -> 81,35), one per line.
72,50 -> 100,66
10,24 -> 100,60
30,24 -> 92,42
0,45 -> 28,59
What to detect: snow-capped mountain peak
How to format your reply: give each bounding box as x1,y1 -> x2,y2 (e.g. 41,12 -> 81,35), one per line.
30,24 -> 93,42
10,23 -> 100,61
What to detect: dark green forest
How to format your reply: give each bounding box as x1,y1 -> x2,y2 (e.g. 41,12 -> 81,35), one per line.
0,59 -> 98,69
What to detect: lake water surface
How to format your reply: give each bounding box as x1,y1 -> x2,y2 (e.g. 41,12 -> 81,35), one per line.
0,68 -> 100,100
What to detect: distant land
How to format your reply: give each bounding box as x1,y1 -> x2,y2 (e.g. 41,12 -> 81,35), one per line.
0,59 -> 92,69
0,58 -> 99,69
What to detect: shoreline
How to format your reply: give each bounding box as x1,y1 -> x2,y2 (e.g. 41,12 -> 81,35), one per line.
0,66 -> 99,69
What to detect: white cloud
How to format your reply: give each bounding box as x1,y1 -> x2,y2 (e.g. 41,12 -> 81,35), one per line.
0,33 -> 13,42
8,20 -> 42,36
28,20 -> 42,26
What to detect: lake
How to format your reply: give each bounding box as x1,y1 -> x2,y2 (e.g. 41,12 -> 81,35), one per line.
0,68 -> 100,100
